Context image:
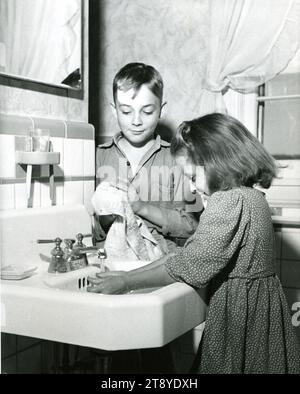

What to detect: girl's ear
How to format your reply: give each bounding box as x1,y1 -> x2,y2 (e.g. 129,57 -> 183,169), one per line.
160,101 -> 167,118
110,102 -> 117,119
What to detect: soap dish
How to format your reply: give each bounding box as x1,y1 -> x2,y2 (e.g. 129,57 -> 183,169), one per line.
1,265 -> 38,280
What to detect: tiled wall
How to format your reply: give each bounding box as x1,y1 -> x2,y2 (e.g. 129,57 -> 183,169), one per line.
274,226 -> 300,343
0,113 -> 95,214
1,333 -> 54,374
266,160 -> 300,344
266,160 -> 300,211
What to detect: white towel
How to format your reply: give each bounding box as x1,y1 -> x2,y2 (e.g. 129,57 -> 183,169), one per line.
91,182 -> 163,261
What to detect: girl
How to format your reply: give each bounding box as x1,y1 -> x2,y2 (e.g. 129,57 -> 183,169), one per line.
88,113 -> 300,374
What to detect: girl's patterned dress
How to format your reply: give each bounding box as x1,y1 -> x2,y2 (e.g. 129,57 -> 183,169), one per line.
165,187 -> 300,374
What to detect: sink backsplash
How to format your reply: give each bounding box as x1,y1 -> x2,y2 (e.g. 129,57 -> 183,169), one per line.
0,113 -> 95,212
0,205 -> 92,269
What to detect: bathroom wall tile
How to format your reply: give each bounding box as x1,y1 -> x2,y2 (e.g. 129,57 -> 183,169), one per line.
64,181 -> 84,205
281,260 -> 300,289
266,185 -> 300,204
32,117 -> 65,138
31,180 -> 41,208
17,344 -> 42,374
1,333 -> 17,359
17,335 -> 41,352
41,341 -> 56,374
51,137 -> 64,177
283,287 -> 300,307
282,229 -> 300,260
40,182 -> 53,208
176,353 -> 195,374
0,135 -> 16,178
55,181 -> 64,206
274,230 -> 282,260
176,327 -> 204,355
41,179 -> 65,207
282,288 -> 300,344
1,355 -> 17,374
0,113 -> 32,135
84,180 -> 95,215
170,342 -> 195,374
275,259 -> 281,278
66,121 -> 94,140
63,139 -> 84,176
14,183 -> 28,209
281,207 -> 300,219
83,140 -> 95,177
0,184 -> 15,210
39,164 -> 50,179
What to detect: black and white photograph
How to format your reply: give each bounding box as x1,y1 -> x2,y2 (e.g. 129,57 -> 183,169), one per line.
0,0 -> 300,378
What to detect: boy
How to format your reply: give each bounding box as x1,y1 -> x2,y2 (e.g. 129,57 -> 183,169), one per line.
95,62 -> 200,252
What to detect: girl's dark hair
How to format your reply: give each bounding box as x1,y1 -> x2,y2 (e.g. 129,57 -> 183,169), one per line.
113,62 -> 163,103
171,113 -> 278,193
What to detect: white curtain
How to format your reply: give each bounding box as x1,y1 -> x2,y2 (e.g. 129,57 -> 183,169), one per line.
0,0 -> 81,85
199,0 -> 300,115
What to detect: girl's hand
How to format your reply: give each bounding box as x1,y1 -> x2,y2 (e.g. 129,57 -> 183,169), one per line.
87,271 -> 129,294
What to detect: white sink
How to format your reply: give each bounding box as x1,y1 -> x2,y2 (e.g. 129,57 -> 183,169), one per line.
0,205 -> 207,351
42,260 -> 160,294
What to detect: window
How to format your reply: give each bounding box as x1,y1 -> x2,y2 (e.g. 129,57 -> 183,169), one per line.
258,73 -> 300,159
257,54 -> 300,212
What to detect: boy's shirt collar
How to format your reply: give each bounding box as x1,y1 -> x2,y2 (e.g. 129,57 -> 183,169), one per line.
113,131 -> 170,150
97,132 -> 170,149
112,132 -> 170,179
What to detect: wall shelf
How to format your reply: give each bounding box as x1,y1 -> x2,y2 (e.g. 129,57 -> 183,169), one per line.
15,151 -> 60,207
15,151 -> 60,165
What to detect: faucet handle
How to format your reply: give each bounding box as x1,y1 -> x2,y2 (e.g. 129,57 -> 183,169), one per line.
76,233 -> 92,239
37,237 -> 63,244
75,233 -> 85,248
97,248 -> 107,259
75,233 -> 92,244
51,238 -> 63,256
37,238 -> 57,244
64,238 -> 76,248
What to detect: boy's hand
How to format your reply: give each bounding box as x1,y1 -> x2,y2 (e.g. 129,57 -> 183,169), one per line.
127,184 -> 145,214
127,183 -> 139,203
107,181 -> 145,215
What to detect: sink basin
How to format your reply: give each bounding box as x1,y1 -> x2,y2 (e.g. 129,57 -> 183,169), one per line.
42,261 -> 160,294
0,205 -> 207,351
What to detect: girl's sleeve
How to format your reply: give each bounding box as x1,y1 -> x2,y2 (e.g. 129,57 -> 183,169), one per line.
158,166 -> 202,238
165,189 -> 249,288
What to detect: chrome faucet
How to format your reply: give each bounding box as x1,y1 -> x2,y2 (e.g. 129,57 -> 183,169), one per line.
37,233 -> 107,273
37,237 -> 69,273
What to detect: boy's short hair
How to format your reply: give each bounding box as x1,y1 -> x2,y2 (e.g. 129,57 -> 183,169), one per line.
171,113 -> 278,193
113,62 -> 164,103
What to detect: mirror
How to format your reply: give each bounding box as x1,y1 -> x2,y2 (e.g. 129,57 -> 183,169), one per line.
0,0 -> 82,93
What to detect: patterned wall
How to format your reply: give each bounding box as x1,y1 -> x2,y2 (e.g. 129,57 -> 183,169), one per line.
91,0 -> 210,138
